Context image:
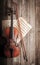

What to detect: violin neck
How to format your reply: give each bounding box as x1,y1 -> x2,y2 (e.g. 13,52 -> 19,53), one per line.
9,10 -> 13,39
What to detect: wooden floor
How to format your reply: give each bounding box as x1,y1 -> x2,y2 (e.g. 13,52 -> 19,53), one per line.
0,58 -> 28,65
7,62 -> 28,65
0,59 -> 35,65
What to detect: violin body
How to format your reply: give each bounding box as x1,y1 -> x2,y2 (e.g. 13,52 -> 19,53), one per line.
4,44 -> 20,57
4,27 -> 20,57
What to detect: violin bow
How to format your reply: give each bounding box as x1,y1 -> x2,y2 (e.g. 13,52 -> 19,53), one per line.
16,5 -> 28,61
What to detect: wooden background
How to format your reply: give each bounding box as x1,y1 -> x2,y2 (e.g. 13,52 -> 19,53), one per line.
0,0 -> 40,65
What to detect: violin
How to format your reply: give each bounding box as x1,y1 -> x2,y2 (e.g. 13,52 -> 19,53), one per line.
3,8 -> 20,58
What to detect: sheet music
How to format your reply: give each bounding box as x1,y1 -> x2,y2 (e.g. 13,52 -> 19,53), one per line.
17,17 -> 32,43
